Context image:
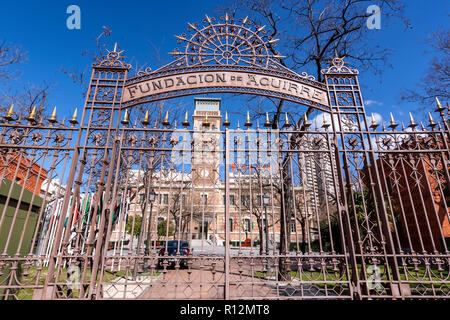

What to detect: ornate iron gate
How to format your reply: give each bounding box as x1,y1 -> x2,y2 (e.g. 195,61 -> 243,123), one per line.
0,15 -> 449,300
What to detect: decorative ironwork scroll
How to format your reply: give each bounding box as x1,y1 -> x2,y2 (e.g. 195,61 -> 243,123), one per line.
122,15 -> 330,111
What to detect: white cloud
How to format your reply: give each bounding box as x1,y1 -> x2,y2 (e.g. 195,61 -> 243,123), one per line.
365,100 -> 383,106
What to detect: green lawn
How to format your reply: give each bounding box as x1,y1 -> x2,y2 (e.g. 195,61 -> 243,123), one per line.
4,266 -> 160,300
254,264 -> 450,295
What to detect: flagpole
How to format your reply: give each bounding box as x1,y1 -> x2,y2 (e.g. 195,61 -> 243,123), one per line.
118,191 -> 130,272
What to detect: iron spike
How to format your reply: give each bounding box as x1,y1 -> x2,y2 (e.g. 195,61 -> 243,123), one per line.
303,113 -> 311,129
121,109 -> 129,125
69,108 -> 78,124
223,111 -> 230,127
5,104 -> 14,120
141,110 -> 150,126
29,105 -> 36,120
420,121 -> 425,131
390,112 -> 396,125
370,113 -> 378,130
245,111 -> 252,127
162,110 -> 170,126
49,106 -> 57,123
409,112 -> 415,125
283,112 -> 291,128
182,110 -> 190,127
436,96 -> 442,108
428,112 -> 435,124
408,112 -> 418,129
264,112 -> 271,128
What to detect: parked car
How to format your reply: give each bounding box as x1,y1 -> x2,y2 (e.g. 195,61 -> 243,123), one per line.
158,240 -> 190,269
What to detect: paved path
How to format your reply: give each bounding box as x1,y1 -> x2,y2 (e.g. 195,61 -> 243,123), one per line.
138,257 -> 344,299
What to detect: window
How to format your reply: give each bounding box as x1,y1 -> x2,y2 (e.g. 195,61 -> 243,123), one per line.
181,194 -> 187,206
256,194 -> 262,206
201,194 -> 208,205
229,218 -> 234,232
244,218 -> 251,232
290,219 -> 296,233
164,194 -> 169,204
160,193 -> 169,205
241,195 -> 250,207
224,195 -> 236,205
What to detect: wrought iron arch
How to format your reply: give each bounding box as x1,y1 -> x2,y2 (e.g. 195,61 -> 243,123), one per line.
112,14 -> 331,112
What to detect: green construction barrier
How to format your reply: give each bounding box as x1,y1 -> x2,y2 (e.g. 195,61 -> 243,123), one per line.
0,178 -> 44,299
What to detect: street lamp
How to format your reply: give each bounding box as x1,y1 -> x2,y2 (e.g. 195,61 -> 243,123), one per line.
144,189 -> 156,272
262,194 -> 270,273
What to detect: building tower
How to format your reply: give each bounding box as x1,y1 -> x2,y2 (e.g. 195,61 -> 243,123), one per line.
191,98 -> 222,239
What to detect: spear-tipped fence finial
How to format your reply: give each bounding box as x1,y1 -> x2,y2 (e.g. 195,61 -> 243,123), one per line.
5,104 -> 14,121
182,110 -> 190,127
245,111 -> 252,127
121,109 -> 129,125
389,112 -> 398,130
69,108 -> 78,125
162,110 -> 170,126
142,110 -> 150,126
223,110 -> 230,127
49,106 -> 57,123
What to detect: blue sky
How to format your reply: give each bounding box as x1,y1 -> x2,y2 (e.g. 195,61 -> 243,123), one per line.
0,0 -> 448,125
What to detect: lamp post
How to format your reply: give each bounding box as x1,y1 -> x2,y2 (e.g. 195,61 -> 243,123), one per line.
263,194 -> 270,273
144,189 -> 156,272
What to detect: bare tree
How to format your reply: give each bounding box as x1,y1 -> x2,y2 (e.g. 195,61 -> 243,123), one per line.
0,40 -> 27,80
401,30 -> 450,109
219,0 -> 408,126
0,40 -> 54,119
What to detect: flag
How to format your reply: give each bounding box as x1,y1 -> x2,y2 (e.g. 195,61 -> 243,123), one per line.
82,193 -> 91,225
111,202 -> 121,226
71,202 -> 79,227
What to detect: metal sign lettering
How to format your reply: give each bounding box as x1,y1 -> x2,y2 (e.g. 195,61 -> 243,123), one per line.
123,71 -> 328,106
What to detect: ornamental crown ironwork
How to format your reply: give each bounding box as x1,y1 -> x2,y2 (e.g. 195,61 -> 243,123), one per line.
93,42 -> 131,69
153,14 -> 314,79
321,50 -> 358,75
